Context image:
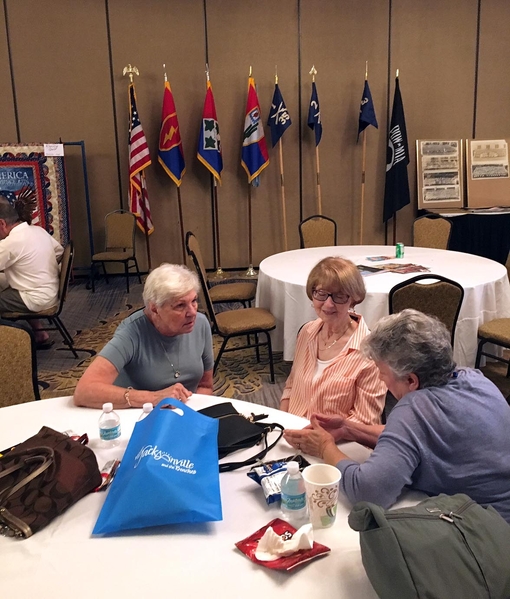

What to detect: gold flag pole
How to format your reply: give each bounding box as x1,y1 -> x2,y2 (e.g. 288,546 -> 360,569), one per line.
275,66 -> 289,251
163,63 -> 186,264
123,64 -> 152,270
360,61 -> 368,244
310,65 -> 322,215
245,65 -> 257,277
205,63 -> 225,280
392,68 -> 399,246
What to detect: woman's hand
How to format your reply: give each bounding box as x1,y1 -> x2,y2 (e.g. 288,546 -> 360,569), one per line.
306,413 -> 351,442
155,383 -> 192,404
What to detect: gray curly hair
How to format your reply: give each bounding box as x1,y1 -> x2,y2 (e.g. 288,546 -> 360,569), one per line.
143,263 -> 199,307
361,309 -> 456,388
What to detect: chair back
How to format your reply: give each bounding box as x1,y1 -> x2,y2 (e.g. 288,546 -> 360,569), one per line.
105,210 -> 136,254
185,232 -> 219,330
56,242 -> 74,315
299,215 -> 337,248
0,320 -> 40,406
413,215 -> 452,250
389,274 -> 464,345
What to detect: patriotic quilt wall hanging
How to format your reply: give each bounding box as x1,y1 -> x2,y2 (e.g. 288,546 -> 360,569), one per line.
0,143 -> 70,247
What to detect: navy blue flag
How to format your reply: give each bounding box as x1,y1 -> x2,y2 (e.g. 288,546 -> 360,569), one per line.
383,78 -> 410,223
358,80 -> 378,141
307,82 -> 322,146
267,84 -> 292,147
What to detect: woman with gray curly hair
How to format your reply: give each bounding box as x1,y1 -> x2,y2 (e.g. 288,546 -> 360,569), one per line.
284,309 -> 510,522
74,263 -> 214,409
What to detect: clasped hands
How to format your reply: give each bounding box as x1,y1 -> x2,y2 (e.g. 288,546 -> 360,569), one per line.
283,414 -> 349,460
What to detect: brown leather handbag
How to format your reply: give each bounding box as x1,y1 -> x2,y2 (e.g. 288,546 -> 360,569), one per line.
0,426 -> 102,539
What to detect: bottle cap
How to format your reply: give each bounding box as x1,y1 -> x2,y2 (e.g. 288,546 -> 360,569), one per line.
102,402 -> 113,413
142,403 -> 153,413
287,461 -> 299,474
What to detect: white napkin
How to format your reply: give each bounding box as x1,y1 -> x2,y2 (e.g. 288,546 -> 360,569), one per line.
255,523 -> 314,561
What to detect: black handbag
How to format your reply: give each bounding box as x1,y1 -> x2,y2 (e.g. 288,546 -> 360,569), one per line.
199,402 -> 284,472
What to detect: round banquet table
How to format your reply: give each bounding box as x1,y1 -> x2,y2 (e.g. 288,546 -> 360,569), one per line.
256,245 -> 510,365
0,395 -> 424,599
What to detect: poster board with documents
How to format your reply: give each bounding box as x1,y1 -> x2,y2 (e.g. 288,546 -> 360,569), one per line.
465,139 -> 510,208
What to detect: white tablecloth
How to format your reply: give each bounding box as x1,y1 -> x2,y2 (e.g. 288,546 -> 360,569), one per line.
0,396 -> 425,599
256,245 -> 510,365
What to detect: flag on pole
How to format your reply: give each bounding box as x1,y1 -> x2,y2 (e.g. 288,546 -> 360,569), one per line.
197,80 -> 222,182
128,82 -> 153,234
307,82 -> 322,146
267,83 -> 292,147
383,77 -> 410,223
241,76 -> 269,183
158,80 -> 185,186
358,80 -> 378,141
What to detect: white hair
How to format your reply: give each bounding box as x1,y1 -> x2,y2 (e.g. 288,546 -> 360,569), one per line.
142,263 -> 199,307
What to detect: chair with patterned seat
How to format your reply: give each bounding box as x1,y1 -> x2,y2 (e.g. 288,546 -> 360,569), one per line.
186,233 -> 276,383
413,215 -> 452,250
475,319 -> 510,378
299,215 -> 337,248
185,232 -> 256,308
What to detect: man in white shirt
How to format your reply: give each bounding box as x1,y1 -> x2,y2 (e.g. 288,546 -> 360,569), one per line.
0,194 -> 64,346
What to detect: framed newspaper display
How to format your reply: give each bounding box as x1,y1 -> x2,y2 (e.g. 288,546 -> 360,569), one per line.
465,139 -> 510,208
416,140 -> 464,209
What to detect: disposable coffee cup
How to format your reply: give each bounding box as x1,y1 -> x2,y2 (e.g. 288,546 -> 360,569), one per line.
302,464 -> 341,529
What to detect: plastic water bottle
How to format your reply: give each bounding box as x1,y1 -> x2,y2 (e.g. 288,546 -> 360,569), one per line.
280,461 -> 309,528
98,403 -> 121,448
138,403 -> 153,421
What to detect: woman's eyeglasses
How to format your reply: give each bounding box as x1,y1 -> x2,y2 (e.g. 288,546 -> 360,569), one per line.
312,289 -> 350,304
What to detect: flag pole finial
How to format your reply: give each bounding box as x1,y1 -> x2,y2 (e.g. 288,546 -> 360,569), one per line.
205,63 -> 210,82
249,65 -> 252,77
163,64 -> 167,82
365,61 -> 368,81
309,65 -> 317,82
122,64 -> 139,83
396,68 -> 399,78
275,65 -> 278,85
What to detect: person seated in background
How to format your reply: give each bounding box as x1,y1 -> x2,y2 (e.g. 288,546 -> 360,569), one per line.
284,309 -> 510,522
74,263 -> 214,409
280,256 -> 386,425
0,191 -> 63,348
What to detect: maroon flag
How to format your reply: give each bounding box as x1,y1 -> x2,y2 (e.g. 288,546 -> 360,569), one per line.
129,82 -> 153,234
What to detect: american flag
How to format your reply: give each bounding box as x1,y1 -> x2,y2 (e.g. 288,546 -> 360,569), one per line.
129,83 -> 153,234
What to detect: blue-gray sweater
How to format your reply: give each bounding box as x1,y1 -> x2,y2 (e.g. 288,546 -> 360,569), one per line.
337,368 -> 510,522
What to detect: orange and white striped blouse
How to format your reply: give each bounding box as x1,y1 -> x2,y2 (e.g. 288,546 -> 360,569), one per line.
282,315 -> 386,424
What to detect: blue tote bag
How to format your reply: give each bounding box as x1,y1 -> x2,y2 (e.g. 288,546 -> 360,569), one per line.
93,400 -> 222,535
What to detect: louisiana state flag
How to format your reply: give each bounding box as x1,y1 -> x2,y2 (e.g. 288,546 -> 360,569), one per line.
197,80 -> 223,182
241,77 -> 269,183
158,80 -> 185,186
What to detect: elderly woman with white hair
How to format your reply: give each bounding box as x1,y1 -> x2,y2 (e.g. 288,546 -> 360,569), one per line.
74,263 -> 213,409
284,309 -> 510,522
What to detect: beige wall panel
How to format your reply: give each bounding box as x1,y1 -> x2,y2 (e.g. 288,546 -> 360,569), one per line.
301,0 -> 389,246
0,6 -> 17,142
391,0 -> 478,244
108,0 -> 209,271
476,0 -> 510,138
6,0 -> 120,270
206,0 -> 300,267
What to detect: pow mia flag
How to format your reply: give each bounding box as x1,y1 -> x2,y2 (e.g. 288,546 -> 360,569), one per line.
267,83 -> 292,147
383,77 -> 410,223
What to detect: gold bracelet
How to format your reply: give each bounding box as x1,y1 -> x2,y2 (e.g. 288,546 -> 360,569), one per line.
124,386 -> 133,408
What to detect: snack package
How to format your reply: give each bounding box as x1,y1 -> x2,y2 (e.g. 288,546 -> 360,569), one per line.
248,455 -> 311,505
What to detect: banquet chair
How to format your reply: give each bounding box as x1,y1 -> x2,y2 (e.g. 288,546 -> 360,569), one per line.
90,210 -> 142,293
389,274 -> 464,346
185,232 -> 256,307
186,233 -> 276,383
299,215 -> 337,248
0,320 -> 40,407
413,215 -> 452,250
475,319 -> 510,377
1,242 -> 79,358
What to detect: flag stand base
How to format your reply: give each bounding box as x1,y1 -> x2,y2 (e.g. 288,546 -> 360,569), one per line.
245,264 -> 257,277
210,267 -> 227,280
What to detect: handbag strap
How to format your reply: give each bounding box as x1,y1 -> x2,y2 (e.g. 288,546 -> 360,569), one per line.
218,423 -> 284,473
0,447 -> 54,504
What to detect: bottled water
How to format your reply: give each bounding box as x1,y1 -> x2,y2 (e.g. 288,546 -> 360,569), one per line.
98,402 -> 121,448
280,461 -> 309,528
138,403 -> 153,422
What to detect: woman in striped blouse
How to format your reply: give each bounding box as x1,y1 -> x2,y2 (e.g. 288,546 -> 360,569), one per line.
280,256 -> 386,424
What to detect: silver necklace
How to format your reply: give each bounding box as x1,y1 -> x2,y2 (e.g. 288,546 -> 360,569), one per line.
320,322 -> 351,350
159,340 -> 180,379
